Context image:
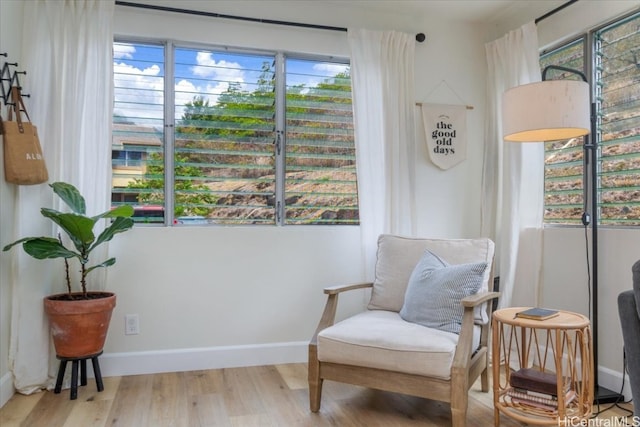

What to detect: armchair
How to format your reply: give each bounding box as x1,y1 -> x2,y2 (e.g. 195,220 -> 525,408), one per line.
308,234 -> 498,427
618,259 -> 640,413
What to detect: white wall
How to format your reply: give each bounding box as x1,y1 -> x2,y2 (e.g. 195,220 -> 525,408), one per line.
108,0 -> 639,394
101,0 -> 490,376
0,0 -> 23,407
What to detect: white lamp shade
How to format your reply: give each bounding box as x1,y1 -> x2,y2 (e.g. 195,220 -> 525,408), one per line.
502,80 -> 590,142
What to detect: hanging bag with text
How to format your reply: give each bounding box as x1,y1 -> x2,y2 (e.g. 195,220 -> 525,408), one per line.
1,86 -> 48,185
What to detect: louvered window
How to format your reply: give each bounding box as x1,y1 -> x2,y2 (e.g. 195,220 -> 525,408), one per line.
111,41 -> 358,226
595,13 -> 640,225
284,58 -> 357,224
540,11 -> 639,226
112,42 -> 165,224
540,40 -> 587,224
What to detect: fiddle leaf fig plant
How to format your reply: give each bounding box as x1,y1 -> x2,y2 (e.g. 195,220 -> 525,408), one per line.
2,182 -> 134,297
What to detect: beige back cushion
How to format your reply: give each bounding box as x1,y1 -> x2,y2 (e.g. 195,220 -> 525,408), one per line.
367,234 -> 495,324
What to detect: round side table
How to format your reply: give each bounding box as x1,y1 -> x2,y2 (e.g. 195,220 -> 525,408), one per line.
492,307 -> 593,426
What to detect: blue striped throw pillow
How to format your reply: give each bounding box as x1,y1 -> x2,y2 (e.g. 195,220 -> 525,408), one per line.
399,249 -> 487,334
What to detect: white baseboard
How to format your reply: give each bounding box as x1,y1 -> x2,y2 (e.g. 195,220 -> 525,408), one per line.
99,341 -> 309,377
0,371 -> 15,408
599,365 -> 632,401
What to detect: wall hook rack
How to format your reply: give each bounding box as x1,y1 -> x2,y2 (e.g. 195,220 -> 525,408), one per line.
1,53 -> 30,106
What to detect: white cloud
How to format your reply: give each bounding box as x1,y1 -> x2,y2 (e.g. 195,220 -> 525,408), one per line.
175,79 -> 211,116
313,63 -> 349,75
289,62 -> 349,90
191,51 -> 245,88
113,62 -> 164,123
113,43 -> 136,60
116,50 -> 347,125
114,59 -> 226,122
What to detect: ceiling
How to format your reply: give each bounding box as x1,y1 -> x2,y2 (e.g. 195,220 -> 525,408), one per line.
127,0 -> 572,26
319,0 -> 569,24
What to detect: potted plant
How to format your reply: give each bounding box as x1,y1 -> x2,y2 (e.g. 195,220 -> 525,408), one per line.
3,181 -> 134,358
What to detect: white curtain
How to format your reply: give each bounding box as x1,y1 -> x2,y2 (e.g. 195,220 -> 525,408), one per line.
482,21 -> 544,308
348,29 -> 417,280
9,0 -> 114,393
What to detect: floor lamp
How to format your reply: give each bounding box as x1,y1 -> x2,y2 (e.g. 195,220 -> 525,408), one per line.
502,65 -> 622,404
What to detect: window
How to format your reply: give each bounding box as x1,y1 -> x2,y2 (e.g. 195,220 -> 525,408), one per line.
112,149 -> 143,167
112,41 -> 358,226
540,11 -> 640,226
594,14 -> 640,225
285,58 -> 357,224
540,40 -> 586,224
112,42 -> 165,221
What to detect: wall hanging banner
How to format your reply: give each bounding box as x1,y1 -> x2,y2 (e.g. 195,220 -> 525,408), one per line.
421,103 -> 468,170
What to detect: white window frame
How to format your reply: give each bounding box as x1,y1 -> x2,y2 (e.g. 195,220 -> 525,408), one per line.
112,38 -> 358,226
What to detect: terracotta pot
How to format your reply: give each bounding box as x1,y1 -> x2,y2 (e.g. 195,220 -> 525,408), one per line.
44,292 -> 116,358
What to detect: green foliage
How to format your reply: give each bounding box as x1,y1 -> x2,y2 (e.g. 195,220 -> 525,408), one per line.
177,63 -> 275,139
127,152 -> 218,217
2,182 -> 134,297
127,61 -> 357,224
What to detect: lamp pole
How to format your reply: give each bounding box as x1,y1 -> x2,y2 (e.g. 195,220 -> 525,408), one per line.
542,65 -> 621,404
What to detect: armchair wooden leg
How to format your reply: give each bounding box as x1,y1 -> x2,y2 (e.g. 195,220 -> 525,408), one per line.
450,372 -> 468,427
451,399 -> 468,427
308,344 -> 323,412
481,366 -> 489,392
309,378 -> 323,412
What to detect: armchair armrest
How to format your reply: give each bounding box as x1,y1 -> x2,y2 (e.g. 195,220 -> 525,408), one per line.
462,291 -> 500,308
324,282 -> 373,295
452,291 -> 501,374
310,282 -> 373,345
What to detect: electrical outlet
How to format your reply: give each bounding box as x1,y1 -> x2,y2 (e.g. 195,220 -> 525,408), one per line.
125,314 -> 139,335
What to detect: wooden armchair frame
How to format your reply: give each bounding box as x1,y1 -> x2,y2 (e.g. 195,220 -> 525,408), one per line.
309,274 -> 499,427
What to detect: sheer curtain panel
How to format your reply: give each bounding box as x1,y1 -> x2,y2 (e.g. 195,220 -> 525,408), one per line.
347,29 -> 417,279
8,0 -> 115,393
482,22 -> 544,308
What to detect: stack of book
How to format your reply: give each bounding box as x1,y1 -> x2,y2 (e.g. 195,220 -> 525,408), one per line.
515,307 -> 559,321
507,368 -> 575,411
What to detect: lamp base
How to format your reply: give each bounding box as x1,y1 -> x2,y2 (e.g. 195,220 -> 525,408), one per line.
594,385 -> 624,405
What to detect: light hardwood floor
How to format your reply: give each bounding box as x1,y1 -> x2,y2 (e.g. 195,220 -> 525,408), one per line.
0,363 -> 633,426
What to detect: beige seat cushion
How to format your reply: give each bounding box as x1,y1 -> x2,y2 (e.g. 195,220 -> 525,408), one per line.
317,310 -> 481,379
368,234 -> 495,324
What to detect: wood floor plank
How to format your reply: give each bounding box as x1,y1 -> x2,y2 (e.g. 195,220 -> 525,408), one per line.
188,392 -> 231,427
0,391 -> 44,427
229,413 -> 276,427
105,373 -> 154,426
275,363 -> 308,390
19,387 -> 78,427
62,400 -> 113,427
185,369 -> 224,396
0,363 -> 633,426
220,367 -> 268,418
248,365 -> 308,425
149,371 -> 190,427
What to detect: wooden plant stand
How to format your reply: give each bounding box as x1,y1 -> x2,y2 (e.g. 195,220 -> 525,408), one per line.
54,351 -> 104,400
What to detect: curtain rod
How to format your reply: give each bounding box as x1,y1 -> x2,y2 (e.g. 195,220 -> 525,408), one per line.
115,1 -> 426,42
535,0 -> 579,24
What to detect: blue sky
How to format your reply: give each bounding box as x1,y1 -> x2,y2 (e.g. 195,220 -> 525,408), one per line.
113,42 -> 348,125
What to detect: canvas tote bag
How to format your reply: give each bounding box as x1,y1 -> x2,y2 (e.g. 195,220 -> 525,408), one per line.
1,86 -> 48,185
